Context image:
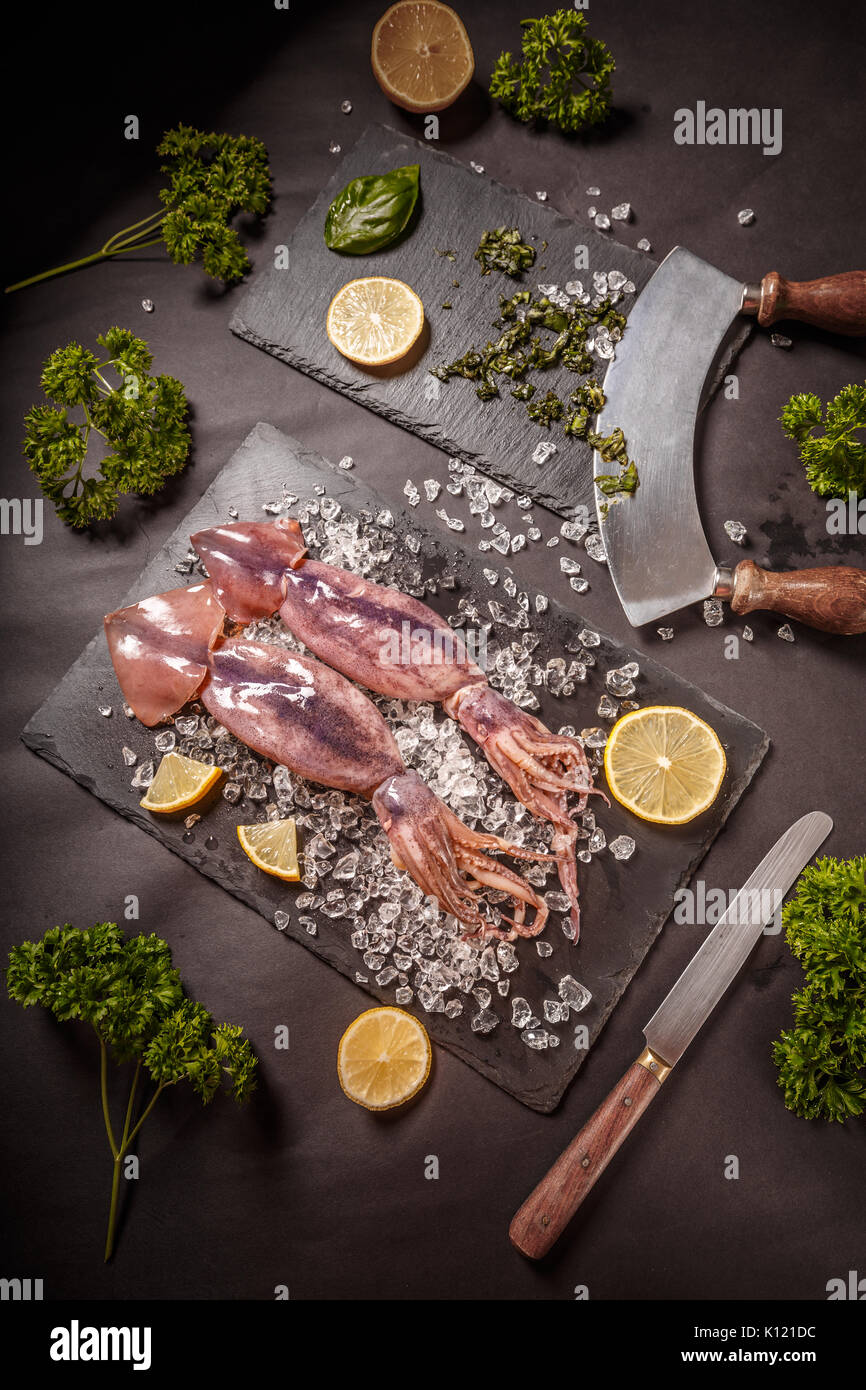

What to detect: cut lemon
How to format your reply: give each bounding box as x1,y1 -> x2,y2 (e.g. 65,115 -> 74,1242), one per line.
237,818 -> 300,881
139,752 -> 223,814
371,2 -> 474,113
338,1007 -> 432,1111
326,277 -> 424,366
603,706 -> 727,825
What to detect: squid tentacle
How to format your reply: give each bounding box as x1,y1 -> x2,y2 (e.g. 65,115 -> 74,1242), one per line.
448,684 -> 607,936
372,771 -> 548,943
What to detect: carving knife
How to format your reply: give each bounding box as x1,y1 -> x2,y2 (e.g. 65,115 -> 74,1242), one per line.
592,248 -> 866,634
509,810 -> 833,1260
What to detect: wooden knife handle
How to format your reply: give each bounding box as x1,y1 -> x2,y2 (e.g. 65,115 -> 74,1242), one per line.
730,559 -> 866,634
756,270 -> 866,336
509,1055 -> 664,1260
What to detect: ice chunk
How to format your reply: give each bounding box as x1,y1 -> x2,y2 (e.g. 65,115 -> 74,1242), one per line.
558,975 -> 592,1012
724,519 -> 747,545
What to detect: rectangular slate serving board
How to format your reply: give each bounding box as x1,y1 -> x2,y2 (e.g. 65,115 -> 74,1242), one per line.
22,424 -> 769,1111
231,123 -> 659,518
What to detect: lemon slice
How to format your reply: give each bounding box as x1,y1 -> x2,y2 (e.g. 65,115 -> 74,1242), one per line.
139,752 -> 223,814
237,818 -> 300,881
326,277 -> 424,366
338,1007 -> 432,1110
371,2 -> 474,113
603,706 -> 727,825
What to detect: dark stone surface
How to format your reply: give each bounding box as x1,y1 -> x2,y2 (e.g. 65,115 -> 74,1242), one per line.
21,423 -> 768,1111
2,0 -> 864,1302
231,123 -> 657,515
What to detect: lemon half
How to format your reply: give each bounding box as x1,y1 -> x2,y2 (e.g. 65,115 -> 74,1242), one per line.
139,752 -> 223,814
326,277 -> 424,366
603,706 -> 726,825
338,1007 -> 432,1110
371,2 -> 474,114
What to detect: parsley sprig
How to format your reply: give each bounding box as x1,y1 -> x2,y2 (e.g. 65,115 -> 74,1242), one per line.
23,328 -> 190,528
490,10 -> 615,135
6,125 -> 271,294
773,857 -> 866,1123
780,382 -> 866,498
7,922 -> 258,1260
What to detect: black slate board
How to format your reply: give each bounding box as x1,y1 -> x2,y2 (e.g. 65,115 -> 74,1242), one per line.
230,123 -> 659,517
22,424 -> 769,1111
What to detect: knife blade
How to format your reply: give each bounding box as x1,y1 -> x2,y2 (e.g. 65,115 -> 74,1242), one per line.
509,810 -> 833,1260
593,248 -> 866,635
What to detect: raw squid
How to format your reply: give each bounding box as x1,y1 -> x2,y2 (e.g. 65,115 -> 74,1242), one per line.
104,583 -> 225,726
194,516 -> 307,622
105,585 -> 549,941
192,518 -> 601,936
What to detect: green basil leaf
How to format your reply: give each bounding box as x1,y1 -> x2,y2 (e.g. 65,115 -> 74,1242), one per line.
324,165 -> 420,255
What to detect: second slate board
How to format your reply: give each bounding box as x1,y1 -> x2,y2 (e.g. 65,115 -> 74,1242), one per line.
230,123 -> 658,518
22,424 -> 768,1112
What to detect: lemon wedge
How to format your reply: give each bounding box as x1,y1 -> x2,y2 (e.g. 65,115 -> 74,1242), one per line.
236,818 -> 300,881
326,276 -> 424,366
603,706 -> 727,825
371,2 -> 474,113
338,1007 -> 432,1110
139,752 -> 223,814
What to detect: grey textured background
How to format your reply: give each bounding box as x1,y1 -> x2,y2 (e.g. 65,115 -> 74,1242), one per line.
1,0 -> 865,1301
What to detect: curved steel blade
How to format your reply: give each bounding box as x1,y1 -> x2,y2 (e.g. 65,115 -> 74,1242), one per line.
644,811 -> 833,1067
594,247 -> 745,626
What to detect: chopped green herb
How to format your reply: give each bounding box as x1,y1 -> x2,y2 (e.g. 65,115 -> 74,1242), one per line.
441,301 -> 452,309
7,921 -> 258,1259
23,328 -> 190,528
474,226 -> 537,278
490,10 -> 615,136
588,425 -> 628,464
430,286 -> 638,500
527,391 -> 564,426
434,247 -> 457,260
772,857 -> 866,1123
595,459 -> 640,496
780,381 -> 866,498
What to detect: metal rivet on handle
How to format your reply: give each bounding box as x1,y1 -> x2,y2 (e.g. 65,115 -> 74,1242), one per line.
541,1214 -> 550,1227
623,1096 -> 632,1107
581,1155 -> 591,1168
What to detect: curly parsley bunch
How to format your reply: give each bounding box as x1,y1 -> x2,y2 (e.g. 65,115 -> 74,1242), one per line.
773,857 -> 866,1123
490,10 -> 615,135
6,124 -> 272,293
780,382 -> 866,498
7,921 -> 258,1260
23,328 -> 190,528
156,125 -> 272,282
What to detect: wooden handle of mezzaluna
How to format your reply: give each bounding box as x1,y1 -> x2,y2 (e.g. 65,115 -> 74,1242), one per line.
758,270 -> 866,335
509,1059 -> 662,1260
731,560 -> 866,635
